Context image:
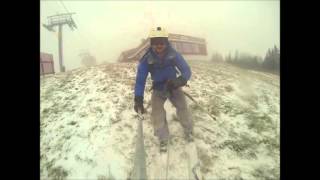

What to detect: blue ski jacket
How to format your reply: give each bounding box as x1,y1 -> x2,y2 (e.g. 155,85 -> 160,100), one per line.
134,45 -> 191,98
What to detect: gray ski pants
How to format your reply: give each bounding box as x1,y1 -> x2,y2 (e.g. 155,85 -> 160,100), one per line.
151,88 -> 193,141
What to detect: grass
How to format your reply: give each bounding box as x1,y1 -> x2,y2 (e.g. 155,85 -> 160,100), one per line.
64,94 -> 77,101
207,98 -> 221,116
218,132 -> 260,159
224,85 -> 234,92
251,165 -> 279,180
68,121 -> 77,126
241,94 -> 259,109
259,137 -> 280,155
95,106 -> 103,114
220,139 -> 252,154
41,107 -> 51,120
41,86 -> 56,101
246,112 -> 274,133
47,166 -> 68,180
198,147 -> 214,174
220,101 -> 234,114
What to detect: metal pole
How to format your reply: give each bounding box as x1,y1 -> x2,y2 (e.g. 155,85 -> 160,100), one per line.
182,90 -> 217,121
41,62 -> 45,77
40,58 -> 44,76
43,13 -> 77,73
131,114 -> 147,179
58,25 -> 64,72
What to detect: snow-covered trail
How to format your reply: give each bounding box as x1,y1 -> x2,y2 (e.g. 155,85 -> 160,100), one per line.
40,60 -> 279,179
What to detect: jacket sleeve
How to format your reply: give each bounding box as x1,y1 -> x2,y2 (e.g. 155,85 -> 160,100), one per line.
134,59 -> 149,98
175,53 -> 191,81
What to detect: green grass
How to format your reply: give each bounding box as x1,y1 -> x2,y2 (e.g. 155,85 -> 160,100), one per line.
46,165 -> 68,180
251,165 -> 279,180
246,112 -> 274,133
218,132 -> 260,159
198,147 -> 214,174
207,98 -> 221,116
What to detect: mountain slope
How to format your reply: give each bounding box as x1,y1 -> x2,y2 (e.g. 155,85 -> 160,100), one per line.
40,60 -> 280,179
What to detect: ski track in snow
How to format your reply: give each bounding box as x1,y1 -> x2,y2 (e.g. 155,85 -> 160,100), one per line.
40,61 -> 280,180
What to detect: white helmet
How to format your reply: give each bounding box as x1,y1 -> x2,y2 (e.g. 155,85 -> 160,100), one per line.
149,27 -> 169,38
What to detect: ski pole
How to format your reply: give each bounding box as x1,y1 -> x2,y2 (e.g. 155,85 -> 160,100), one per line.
182,90 -> 217,121
130,112 -> 147,180
192,162 -> 201,180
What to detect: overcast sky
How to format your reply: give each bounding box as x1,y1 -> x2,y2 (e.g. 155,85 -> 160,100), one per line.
40,0 -> 280,72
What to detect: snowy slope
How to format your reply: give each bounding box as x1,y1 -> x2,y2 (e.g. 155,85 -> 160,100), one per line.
40,60 -> 280,180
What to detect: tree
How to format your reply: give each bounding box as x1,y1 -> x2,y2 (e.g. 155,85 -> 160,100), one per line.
211,52 -> 224,63
225,52 -> 232,63
262,48 -> 272,69
262,45 -> 280,73
234,50 -> 239,64
237,52 -> 260,69
273,45 -> 280,72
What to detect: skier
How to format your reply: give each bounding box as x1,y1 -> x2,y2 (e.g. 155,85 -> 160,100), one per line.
134,27 -> 194,152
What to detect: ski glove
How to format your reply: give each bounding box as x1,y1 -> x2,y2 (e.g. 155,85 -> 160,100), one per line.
166,76 -> 187,91
134,96 -> 145,114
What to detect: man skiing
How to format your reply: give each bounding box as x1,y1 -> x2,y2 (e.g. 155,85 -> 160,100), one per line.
134,27 -> 193,152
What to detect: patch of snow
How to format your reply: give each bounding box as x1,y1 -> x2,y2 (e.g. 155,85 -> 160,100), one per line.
41,61 -> 279,179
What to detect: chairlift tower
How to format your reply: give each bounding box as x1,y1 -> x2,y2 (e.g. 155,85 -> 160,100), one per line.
42,13 -> 77,72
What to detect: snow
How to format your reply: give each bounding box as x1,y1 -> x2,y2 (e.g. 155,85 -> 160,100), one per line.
41,61 -> 280,179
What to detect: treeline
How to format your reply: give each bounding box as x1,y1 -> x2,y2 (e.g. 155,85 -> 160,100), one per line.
211,45 -> 280,74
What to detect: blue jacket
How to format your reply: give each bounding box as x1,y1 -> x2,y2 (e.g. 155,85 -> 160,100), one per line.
134,45 -> 191,98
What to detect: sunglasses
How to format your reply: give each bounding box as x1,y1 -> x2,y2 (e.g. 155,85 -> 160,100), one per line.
152,41 -> 166,46
151,39 -> 167,46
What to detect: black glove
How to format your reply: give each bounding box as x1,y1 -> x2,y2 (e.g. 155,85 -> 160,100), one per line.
166,76 -> 187,91
134,96 -> 145,114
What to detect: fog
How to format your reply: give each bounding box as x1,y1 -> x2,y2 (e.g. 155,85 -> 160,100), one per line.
40,1 -> 280,72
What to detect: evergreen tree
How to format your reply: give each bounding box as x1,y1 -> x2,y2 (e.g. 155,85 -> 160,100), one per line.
274,45 -> 280,72
225,52 -> 232,63
211,52 -> 224,62
262,45 -> 280,73
263,48 -> 272,70
234,50 -> 239,65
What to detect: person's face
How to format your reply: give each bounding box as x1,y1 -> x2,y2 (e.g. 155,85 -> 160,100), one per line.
151,38 -> 167,54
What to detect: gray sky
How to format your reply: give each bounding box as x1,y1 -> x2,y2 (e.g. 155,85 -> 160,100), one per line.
40,0 -> 280,72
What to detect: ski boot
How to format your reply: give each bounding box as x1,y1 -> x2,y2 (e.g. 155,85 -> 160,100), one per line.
185,132 -> 194,143
159,140 -> 168,153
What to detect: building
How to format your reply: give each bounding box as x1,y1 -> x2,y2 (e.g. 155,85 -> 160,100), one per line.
118,33 -> 208,62
79,51 -> 97,67
40,52 -> 55,75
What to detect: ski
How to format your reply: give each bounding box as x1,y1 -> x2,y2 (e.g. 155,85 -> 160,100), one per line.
185,140 -> 202,180
153,142 -> 169,179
